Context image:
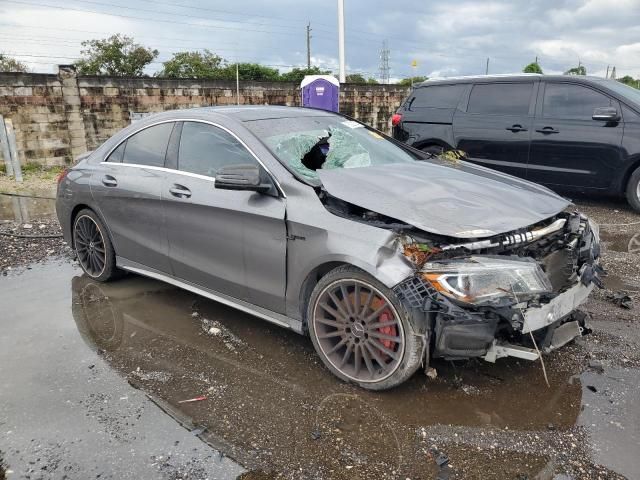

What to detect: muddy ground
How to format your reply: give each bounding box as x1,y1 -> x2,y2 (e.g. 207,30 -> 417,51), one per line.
0,191 -> 639,479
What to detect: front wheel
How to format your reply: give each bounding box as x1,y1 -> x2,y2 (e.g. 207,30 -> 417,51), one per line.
626,166 -> 640,212
307,266 -> 424,390
73,209 -> 119,282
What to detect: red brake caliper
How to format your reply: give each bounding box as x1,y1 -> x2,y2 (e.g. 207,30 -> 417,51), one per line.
371,298 -> 397,354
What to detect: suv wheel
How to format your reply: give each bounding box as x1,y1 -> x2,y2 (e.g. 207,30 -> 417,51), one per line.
626,166 -> 640,212
73,209 -> 119,282
307,265 -> 424,390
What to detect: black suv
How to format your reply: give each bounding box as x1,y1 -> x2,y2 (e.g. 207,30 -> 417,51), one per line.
392,74 -> 640,211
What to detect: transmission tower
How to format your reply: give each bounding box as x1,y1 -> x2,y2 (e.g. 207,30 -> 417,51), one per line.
379,40 -> 390,84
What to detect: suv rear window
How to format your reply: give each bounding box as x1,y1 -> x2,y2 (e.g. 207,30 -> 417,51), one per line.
467,83 -> 533,115
411,85 -> 465,108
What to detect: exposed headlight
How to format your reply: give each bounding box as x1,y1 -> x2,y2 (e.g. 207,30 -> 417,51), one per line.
421,256 -> 552,304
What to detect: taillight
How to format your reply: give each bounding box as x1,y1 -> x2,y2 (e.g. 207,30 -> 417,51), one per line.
391,113 -> 402,127
57,168 -> 69,185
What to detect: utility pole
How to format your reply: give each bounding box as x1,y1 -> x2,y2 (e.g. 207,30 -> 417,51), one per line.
379,40 -> 390,84
236,63 -> 240,105
306,22 -> 312,69
485,57 -> 489,75
337,0 -> 346,83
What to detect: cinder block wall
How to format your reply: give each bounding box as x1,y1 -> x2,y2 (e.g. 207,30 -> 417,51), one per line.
0,67 -> 409,167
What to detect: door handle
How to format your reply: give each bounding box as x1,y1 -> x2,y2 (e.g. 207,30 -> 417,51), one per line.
169,184 -> 192,198
535,127 -> 560,134
102,175 -> 117,187
506,125 -> 527,132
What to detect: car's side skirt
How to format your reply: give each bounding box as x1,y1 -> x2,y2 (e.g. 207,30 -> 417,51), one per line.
116,257 -> 304,334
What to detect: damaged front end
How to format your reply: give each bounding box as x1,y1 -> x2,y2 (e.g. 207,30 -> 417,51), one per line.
393,212 -> 602,363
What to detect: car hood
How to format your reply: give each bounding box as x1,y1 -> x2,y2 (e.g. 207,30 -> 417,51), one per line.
317,161 -> 571,238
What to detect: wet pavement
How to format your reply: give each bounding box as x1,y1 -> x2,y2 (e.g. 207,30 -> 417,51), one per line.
1,193 -> 639,479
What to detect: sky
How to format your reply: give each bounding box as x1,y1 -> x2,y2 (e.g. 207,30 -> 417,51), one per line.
1,0 -> 640,81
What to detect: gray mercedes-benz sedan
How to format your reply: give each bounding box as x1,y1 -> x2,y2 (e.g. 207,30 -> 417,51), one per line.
56,106 -> 602,390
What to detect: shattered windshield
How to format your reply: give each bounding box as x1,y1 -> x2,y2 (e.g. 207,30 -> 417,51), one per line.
244,116 -> 420,184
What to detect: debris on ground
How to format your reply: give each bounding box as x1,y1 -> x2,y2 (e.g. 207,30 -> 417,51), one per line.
0,217 -> 70,273
425,367 -> 438,380
605,291 -> 633,309
192,311 -> 246,352
178,395 -> 207,404
131,367 -> 172,383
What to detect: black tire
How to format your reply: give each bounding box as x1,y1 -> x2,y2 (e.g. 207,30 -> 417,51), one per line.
73,208 -> 119,282
626,166 -> 640,212
307,265 -> 424,391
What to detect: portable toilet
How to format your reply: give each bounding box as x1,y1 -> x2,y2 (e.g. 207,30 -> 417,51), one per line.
301,75 -> 340,112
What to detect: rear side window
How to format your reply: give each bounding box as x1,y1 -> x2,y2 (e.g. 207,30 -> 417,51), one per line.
178,122 -> 257,178
543,83 -> 612,120
411,85 -> 465,108
106,142 -> 125,163
467,83 -> 533,115
122,123 -> 174,167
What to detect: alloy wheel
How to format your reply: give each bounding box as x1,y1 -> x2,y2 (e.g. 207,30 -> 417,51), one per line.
74,215 -> 106,278
312,279 -> 405,383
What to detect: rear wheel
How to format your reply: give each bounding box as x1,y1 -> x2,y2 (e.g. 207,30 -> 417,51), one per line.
307,266 -> 423,390
626,166 -> 640,212
73,209 -> 119,282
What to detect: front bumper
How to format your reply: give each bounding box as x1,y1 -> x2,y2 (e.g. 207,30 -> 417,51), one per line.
394,213 -> 601,363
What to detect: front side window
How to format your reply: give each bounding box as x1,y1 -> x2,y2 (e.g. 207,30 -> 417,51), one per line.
178,122 -> 257,177
467,83 -> 533,115
411,84 -> 465,109
121,122 -> 174,167
543,83 -> 612,120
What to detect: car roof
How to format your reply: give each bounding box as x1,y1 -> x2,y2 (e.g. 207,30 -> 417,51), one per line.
414,74 -> 610,87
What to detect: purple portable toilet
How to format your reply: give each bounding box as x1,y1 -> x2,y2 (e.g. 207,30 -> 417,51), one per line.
301,75 -> 340,112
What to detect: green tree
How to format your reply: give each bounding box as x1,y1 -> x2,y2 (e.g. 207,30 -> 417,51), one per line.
279,66 -> 331,83
398,76 -> 428,86
618,75 -> 640,89
564,65 -> 586,76
523,62 -> 543,74
0,54 -> 28,72
345,73 -> 367,83
158,50 -> 223,78
75,34 -> 158,76
219,63 -> 281,81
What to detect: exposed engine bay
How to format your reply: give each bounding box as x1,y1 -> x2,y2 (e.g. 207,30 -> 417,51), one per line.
318,189 -> 603,363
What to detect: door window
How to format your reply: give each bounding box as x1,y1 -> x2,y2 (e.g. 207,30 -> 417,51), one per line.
122,122 -> 174,167
543,83 -> 612,120
178,122 -> 257,177
467,83 -> 533,115
411,84 -> 465,108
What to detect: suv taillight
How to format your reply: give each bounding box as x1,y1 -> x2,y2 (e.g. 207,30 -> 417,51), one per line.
391,113 -> 402,127
57,168 -> 69,185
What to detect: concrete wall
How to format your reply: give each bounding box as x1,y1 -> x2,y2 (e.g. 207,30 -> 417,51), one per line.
0,67 -> 409,167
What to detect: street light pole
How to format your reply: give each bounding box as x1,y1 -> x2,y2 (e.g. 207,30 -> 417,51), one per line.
337,0 -> 346,83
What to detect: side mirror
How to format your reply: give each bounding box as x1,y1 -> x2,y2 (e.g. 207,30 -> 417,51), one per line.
215,164 -> 274,195
592,106 -> 620,122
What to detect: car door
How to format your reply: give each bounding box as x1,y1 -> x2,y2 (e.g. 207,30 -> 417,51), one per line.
91,121 -> 175,273
162,120 -> 287,313
453,81 -> 536,178
527,82 -> 624,188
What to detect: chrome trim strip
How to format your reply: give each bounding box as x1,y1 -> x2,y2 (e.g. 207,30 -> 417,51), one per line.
100,162 -> 217,183
116,257 -> 301,332
102,117 -> 286,197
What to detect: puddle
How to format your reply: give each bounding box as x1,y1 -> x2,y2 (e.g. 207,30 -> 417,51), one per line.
3,261 -> 636,479
604,273 -> 640,292
0,193 -> 56,222
69,273 -> 584,478
599,229 -> 640,254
